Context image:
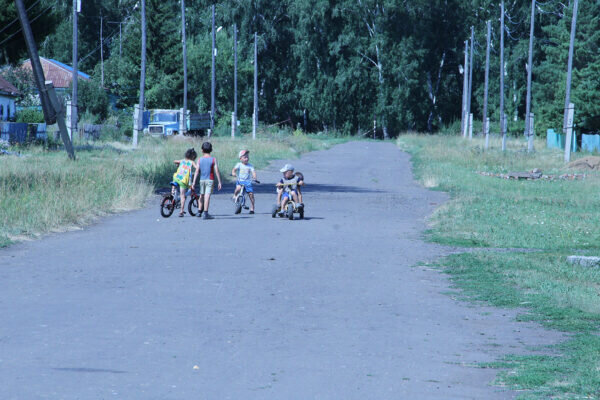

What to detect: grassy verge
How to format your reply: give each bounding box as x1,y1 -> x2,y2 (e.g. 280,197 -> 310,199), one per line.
0,131 -> 346,247
398,134 -> 600,399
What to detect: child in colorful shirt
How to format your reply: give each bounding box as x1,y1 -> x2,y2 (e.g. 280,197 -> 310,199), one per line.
276,163 -> 303,209
173,148 -> 198,217
232,149 -> 258,213
191,142 -> 222,219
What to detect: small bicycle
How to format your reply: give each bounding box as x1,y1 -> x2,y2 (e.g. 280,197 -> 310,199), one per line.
271,182 -> 304,220
233,180 -> 260,214
160,182 -> 201,218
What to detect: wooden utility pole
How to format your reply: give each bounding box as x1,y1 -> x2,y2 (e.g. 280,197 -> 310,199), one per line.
525,0 -> 535,152
564,103 -> 574,162
180,0 -> 187,135
253,32 -> 257,140
15,0 -> 74,159
134,0 -> 146,148
483,20 -> 491,149
100,13 -> 104,88
233,23 -> 237,138
14,0 -> 54,125
210,4 -> 215,136
563,0 -> 578,136
72,0 -> 78,140
467,26 -> 474,139
500,0 -> 506,151
461,40 -> 469,137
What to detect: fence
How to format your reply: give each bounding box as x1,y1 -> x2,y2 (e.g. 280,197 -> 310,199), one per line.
0,122 -> 46,144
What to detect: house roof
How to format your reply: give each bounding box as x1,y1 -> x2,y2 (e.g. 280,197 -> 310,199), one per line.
0,76 -> 19,96
21,57 -> 90,89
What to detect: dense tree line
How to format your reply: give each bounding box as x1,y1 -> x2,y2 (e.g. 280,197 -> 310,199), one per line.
0,0 -> 598,136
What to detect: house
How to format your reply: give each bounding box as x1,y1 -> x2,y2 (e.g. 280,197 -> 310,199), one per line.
21,57 -> 90,95
0,76 -> 19,121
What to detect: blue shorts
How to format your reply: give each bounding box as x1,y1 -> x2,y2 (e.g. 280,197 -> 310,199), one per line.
282,190 -> 297,200
237,180 -> 253,193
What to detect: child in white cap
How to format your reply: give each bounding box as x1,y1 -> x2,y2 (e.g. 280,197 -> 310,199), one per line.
232,149 -> 257,213
276,163 -> 303,209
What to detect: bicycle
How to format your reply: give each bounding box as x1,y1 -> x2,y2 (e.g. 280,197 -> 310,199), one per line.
233,179 -> 260,214
160,182 -> 200,218
271,182 -> 304,220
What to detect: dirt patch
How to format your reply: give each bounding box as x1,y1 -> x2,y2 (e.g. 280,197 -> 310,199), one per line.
568,156 -> 600,170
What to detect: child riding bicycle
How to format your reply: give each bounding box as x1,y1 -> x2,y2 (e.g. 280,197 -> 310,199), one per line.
172,148 -> 198,217
232,149 -> 257,214
276,163 -> 304,210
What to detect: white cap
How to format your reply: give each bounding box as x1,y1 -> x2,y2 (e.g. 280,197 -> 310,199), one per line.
239,149 -> 249,158
280,163 -> 294,173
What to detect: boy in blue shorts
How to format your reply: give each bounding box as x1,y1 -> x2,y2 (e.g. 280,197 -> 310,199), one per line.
232,149 -> 257,214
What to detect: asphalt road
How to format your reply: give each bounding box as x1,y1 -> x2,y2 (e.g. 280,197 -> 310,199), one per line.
0,141 -> 559,399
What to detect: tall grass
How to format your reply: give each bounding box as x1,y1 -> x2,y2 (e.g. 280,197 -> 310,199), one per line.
398,134 -> 600,398
0,132 -> 342,247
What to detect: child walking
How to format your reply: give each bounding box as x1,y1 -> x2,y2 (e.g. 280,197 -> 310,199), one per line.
191,142 -> 222,219
173,148 -> 198,217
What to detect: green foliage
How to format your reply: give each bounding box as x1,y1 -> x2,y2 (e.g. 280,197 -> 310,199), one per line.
75,79 -> 110,122
15,108 -> 43,123
10,0 -> 600,137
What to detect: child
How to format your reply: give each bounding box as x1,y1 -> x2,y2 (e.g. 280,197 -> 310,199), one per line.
295,171 -> 304,204
276,163 -> 303,209
232,149 -> 257,214
191,142 -> 222,219
173,148 -> 198,217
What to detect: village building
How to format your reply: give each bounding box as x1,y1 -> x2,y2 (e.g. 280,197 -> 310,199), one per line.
21,57 -> 90,96
0,76 -> 19,121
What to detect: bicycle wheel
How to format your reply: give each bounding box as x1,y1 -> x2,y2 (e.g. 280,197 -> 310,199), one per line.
298,204 -> 304,219
160,196 -> 175,218
234,194 -> 243,214
287,203 -> 294,220
188,196 -> 200,216
271,204 -> 279,218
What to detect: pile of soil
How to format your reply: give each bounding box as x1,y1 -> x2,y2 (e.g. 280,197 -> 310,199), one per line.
568,156 -> 600,170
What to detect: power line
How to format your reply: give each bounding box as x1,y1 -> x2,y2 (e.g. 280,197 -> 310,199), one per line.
0,3 -> 54,48
0,0 -> 43,36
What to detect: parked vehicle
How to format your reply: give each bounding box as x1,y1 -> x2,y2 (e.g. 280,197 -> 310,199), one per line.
146,109 -> 211,137
147,109 -> 180,137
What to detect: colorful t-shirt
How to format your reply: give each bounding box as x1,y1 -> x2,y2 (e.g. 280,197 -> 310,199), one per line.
279,175 -> 303,191
199,156 -> 216,180
173,159 -> 193,185
233,162 -> 255,182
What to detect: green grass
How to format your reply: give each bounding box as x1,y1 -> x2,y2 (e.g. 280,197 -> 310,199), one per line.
0,131 -> 346,247
398,134 -> 600,398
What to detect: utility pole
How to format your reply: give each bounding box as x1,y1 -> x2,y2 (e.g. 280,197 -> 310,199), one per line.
107,21 -> 124,58
14,0 -> 54,125
180,0 -> 187,135
210,4 -> 215,136
134,0 -> 146,148
525,0 -> 535,152
461,39 -> 469,137
483,20 -> 491,149
100,13 -> 104,88
467,26 -> 474,140
15,0 -> 75,159
563,0 -> 578,136
233,23 -> 237,138
72,0 -> 78,140
500,0 -> 506,151
253,32 -> 257,140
